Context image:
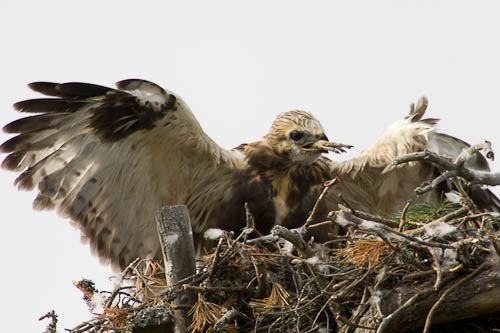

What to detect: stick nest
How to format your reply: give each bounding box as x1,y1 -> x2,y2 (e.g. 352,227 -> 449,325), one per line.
48,197 -> 500,333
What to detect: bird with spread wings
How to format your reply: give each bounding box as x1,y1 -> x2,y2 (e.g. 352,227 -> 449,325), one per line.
2,79 -> 498,270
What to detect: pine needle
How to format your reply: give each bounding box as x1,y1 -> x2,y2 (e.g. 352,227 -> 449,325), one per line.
333,240 -> 391,268
250,283 -> 290,313
392,201 -> 462,225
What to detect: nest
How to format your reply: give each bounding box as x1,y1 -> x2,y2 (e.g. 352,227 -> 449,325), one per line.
41,196 -> 500,333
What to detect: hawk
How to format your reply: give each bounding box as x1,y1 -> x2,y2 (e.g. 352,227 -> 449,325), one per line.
2,79 -> 498,270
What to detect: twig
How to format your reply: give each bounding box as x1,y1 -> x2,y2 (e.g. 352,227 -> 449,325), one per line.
422,262 -> 490,333
372,231 -> 427,271
307,220 -> 334,230
245,234 -> 279,244
451,237 -> 490,251
304,177 -> 339,229
393,148 -> 500,190
105,258 -> 139,308
409,210 -> 488,236
272,225 -> 314,258
398,201 -> 411,232
455,141 -> 494,165
251,255 -> 268,298
213,308 -> 241,332
66,318 -> 125,333
339,196 -> 399,228
247,220 -> 335,245
39,310 -> 58,333
415,170 -> 456,195
452,178 -> 479,213
332,209 -> 456,249
393,150 -> 455,172
208,237 -> 224,279
401,270 -> 435,281
434,206 -> 469,223
182,284 -> 247,293
427,247 -> 443,290
332,269 -> 371,300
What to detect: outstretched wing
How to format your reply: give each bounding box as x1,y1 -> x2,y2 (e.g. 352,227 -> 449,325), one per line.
1,79 -> 242,269
328,96 -> 500,215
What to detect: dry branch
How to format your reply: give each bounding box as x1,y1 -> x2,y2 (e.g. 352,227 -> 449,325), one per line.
393,143 -> 500,193
39,310 -> 58,333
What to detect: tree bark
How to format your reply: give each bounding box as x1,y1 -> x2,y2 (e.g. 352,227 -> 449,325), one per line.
353,265 -> 500,333
156,205 -> 197,333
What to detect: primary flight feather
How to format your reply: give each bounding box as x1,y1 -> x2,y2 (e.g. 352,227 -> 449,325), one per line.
2,79 -> 498,270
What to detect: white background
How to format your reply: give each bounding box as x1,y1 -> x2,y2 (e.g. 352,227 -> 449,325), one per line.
1,1 -> 500,331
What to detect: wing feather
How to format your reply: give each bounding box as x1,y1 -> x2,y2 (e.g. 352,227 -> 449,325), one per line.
28,81 -> 111,98
328,97 -> 443,214
329,96 -> 500,215
2,79 -> 244,269
14,98 -> 88,114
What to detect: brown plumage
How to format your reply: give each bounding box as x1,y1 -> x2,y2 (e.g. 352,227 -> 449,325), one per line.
2,79 -> 498,270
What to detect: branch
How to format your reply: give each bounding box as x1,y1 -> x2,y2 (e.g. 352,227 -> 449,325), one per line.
39,310 -> 58,333
213,308 -> 242,332
455,141 -> 494,166
271,225 -> 314,258
304,177 -> 339,229
392,145 -> 500,195
338,196 -> 400,228
330,207 -> 455,249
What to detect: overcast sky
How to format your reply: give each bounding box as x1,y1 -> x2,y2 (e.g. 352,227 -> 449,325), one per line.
2,1 -> 500,331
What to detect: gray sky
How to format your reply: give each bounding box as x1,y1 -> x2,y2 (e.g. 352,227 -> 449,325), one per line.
1,1 -> 500,331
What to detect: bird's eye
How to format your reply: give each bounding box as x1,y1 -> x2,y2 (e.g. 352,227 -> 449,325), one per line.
289,130 -> 304,141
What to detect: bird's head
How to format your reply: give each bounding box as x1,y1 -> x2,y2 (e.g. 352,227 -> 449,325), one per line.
267,110 -> 352,166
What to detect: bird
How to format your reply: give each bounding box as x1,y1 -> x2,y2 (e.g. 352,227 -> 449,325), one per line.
2,79 -> 498,270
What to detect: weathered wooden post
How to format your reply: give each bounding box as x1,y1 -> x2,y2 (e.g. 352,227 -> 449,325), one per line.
156,205 -> 197,333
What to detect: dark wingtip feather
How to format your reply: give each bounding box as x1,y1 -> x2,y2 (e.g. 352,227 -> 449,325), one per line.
14,99 -> 51,112
13,101 -> 25,112
1,152 -> 25,170
4,113 -> 62,134
28,81 -> 112,98
4,116 -> 39,133
0,133 -> 32,153
3,121 -> 17,134
14,171 -> 35,190
0,137 -> 16,153
14,98 -> 88,114
28,82 -> 60,96
57,82 -> 111,98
